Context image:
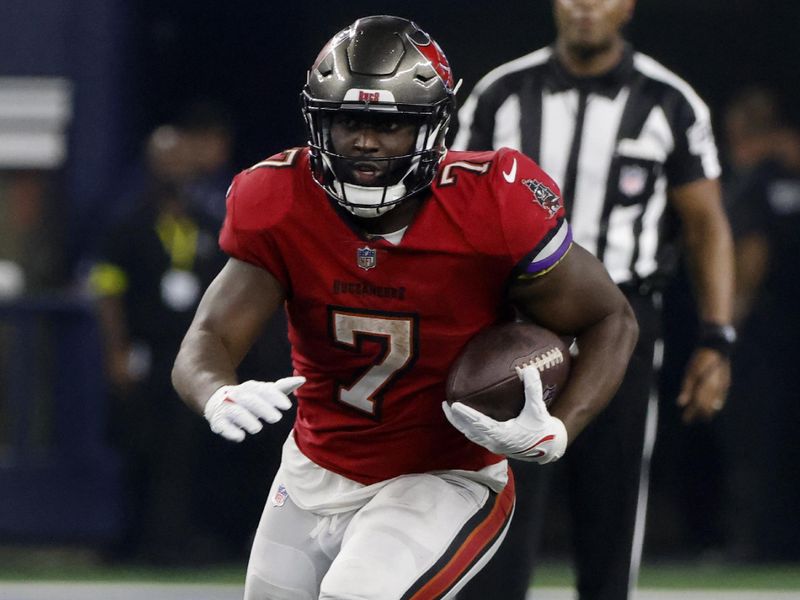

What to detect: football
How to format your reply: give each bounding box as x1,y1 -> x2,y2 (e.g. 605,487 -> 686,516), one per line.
445,322 -> 572,421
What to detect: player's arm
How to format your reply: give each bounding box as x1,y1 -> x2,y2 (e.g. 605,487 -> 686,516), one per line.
172,257 -> 304,441
508,243 -> 639,442
442,150 -> 637,463
669,177 -> 735,422
443,243 -> 637,464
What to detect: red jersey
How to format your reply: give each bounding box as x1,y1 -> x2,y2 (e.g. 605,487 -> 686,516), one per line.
220,146 -> 571,484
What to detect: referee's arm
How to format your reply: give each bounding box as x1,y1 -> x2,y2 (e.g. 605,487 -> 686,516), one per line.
670,177 -> 735,423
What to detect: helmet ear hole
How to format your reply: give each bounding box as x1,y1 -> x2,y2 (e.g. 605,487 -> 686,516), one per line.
316,54 -> 334,77
301,15 -> 456,217
414,63 -> 439,84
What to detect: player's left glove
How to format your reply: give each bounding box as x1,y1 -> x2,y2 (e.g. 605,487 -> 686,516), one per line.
442,364 -> 568,464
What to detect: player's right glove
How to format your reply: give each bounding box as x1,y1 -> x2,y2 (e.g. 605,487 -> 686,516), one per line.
442,364 -> 568,464
203,377 -> 305,442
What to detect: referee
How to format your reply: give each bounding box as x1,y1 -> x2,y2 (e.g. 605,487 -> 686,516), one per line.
452,1 -> 735,599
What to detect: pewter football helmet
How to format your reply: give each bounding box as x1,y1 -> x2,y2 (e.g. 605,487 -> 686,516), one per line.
301,15 -> 457,218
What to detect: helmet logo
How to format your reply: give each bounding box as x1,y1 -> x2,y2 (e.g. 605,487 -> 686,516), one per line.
357,247 -> 378,271
406,34 -> 454,90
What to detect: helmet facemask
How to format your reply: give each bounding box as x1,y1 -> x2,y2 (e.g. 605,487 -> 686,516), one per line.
303,97 -> 452,218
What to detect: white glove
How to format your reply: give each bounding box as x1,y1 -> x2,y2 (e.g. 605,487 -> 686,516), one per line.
203,377 -> 306,442
442,364 -> 568,464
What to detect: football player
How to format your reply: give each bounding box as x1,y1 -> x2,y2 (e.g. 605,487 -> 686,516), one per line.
172,15 -> 638,600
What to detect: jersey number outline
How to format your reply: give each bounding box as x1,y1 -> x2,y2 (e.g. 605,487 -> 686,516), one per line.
247,147 -> 302,171
329,307 -> 419,419
438,159 -> 491,186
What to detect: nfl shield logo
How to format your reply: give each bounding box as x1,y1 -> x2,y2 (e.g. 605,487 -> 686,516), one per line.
357,247 -> 377,270
272,483 -> 288,507
619,165 -> 648,197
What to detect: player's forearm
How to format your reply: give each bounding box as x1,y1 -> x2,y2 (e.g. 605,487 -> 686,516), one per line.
172,258 -> 286,414
172,325 -> 240,415
684,208 -> 735,325
550,303 -> 639,441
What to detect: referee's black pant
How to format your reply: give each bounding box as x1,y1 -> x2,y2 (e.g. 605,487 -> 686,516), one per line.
458,289 -> 661,600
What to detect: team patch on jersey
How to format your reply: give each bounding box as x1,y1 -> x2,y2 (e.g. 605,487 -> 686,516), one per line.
522,179 -> 561,218
357,246 -> 377,270
272,483 -> 289,507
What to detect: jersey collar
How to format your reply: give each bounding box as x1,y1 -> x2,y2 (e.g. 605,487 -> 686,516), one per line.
545,43 -> 635,99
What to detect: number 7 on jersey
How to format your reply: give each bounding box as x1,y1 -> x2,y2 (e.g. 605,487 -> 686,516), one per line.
329,308 -> 418,417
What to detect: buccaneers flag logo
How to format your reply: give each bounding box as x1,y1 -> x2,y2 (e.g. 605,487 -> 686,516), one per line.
522,179 -> 562,219
406,29 -> 455,90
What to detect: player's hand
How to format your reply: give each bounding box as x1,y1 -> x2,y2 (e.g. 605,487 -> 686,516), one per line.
677,348 -> 730,424
442,364 -> 568,464
203,377 -> 306,442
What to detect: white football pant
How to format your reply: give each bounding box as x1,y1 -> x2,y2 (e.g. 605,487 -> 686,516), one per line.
243,470 -> 515,599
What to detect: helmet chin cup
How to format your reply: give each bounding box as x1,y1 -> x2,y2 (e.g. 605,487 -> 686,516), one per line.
332,181 -> 405,218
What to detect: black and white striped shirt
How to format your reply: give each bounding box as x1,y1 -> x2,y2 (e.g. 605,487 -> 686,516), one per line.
453,45 -> 720,287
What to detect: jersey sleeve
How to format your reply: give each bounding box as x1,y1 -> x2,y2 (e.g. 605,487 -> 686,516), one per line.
491,148 -> 572,279
218,171 -> 291,290
664,87 -> 721,186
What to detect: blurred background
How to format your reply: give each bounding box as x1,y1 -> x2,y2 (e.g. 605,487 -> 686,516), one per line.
0,0 -> 798,578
